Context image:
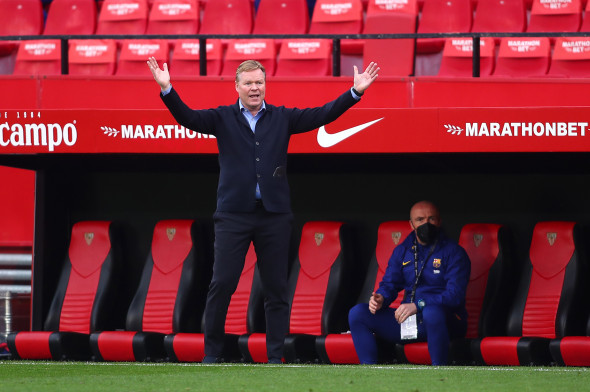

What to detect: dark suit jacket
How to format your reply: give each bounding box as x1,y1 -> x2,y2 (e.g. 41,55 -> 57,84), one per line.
161,88 -> 359,213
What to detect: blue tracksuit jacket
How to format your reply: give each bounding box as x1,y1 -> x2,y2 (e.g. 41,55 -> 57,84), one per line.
377,230 -> 471,319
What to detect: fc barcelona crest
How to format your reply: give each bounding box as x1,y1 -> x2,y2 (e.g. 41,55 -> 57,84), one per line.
167,228 -> 176,241
392,231 -> 402,245
547,232 -> 557,246
84,232 -> 94,246
315,233 -> 324,246
433,258 -> 441,268
473,234 -> 483,248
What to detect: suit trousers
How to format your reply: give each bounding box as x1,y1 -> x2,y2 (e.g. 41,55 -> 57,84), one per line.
204,206 -> 293,361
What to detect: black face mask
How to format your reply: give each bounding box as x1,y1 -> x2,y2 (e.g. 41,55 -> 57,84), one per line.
416,222 -> 438,244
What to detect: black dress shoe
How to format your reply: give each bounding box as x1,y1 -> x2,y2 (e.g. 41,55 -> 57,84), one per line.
267,358 -> 283,364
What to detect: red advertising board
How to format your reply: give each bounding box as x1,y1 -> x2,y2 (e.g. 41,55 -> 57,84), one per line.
1,107 -> 590,154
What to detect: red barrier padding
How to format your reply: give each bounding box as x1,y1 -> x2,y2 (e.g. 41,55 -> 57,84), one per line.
170,332 -> 205,362
404,342 -> 431,365
97,331 -> 137,361
322,334 -> 360,364
14,332 -> 53,359
556,336 -> 590,366
247,333 -> 269,363
480,336 -> 521,365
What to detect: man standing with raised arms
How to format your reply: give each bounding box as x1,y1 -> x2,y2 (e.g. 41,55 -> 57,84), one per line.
147,57 -> 379,363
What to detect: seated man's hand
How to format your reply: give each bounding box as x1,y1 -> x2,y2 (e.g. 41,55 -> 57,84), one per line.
369,292 -> 384,314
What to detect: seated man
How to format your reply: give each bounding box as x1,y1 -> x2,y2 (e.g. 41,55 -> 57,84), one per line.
349,200 -> 471,365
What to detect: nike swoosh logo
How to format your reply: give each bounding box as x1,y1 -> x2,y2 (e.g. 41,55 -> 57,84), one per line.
317,118 -> 384,148
402,260 -> 411,266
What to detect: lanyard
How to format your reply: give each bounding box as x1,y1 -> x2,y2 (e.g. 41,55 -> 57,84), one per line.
409,238 -> 438,303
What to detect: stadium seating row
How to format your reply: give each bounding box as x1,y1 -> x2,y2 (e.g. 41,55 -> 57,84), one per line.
7,38 -> 335,77
7,35 -> 590,78
6,219 -> 590,365
3,0 -> 590,54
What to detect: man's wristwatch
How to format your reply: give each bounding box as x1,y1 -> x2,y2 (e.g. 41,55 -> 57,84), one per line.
417,299 -> 426,311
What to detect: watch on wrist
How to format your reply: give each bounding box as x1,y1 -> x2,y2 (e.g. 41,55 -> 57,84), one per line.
417,299 -> 425,311
352,87 -> 364,96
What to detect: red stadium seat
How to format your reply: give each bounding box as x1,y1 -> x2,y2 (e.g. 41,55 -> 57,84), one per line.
0,0 -> 44,55
437,37 -> 495,77
550,314 -> 590,366
398,224 -> 514,365
90,220 -> 211,362
548,37 -> 590,77
146,0 -> 199,35
473,222 -> 588,366
275,39 -> 332,77
170,39 -> 223,76
416,0 -> 473,54
96,0 -> 149,35
116,39 -> 169,76
492,37 -> 551,77
164,243 -> 265,362
69,39 -> 117,76
200,0 -> 254,35
253,0 -> 309,35
239,222 -> 357,363
44,0 -> 97,35
13,40 -> 62,76
7,221 -> 121,360
362,10 -> 417,77
471,0 -> 527,36
221,39 -> 277,77
316,221 -> 412,364
527,0 -> 582,33
309,0 -> 364,54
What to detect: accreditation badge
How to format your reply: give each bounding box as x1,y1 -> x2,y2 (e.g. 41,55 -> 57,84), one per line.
400,315 -> 418,340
